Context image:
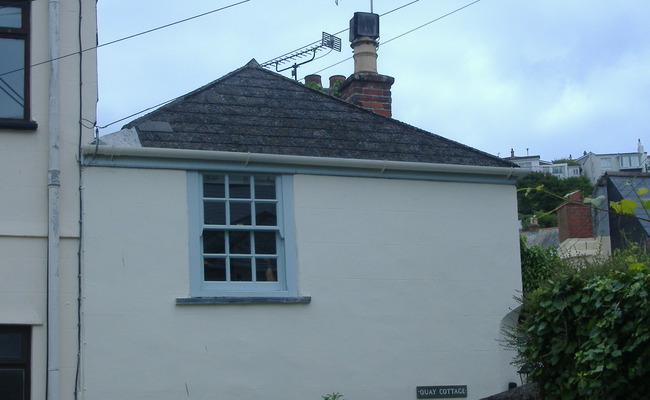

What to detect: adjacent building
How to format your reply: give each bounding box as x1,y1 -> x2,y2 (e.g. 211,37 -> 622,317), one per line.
504,151 -> 580,180
0,0 -> 98,399
576,140 -> 649,184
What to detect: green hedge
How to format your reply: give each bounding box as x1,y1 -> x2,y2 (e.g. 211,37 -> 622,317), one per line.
512,250 -> 650,399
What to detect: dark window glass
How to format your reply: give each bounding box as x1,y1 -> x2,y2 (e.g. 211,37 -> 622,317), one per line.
203,231 -> 225,254
0,333 -> 21,358
229,231 -> 250,254
201,174 -> 284,286
255,203 -> 277,226
254,231 -> 276,255
254,176 -> 276,199
0,325 -> 30,400
204,258 -> 226,281
256,259 -> 277,282
229,176 -> 250,198
204,201 -> 225,225
203,175 -> 225,198
230,201 -> 251,225
0,369 -> 24,400
230,258 -> 252,281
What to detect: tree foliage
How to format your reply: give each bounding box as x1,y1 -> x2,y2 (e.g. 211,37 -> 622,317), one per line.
510,248 -> 650,399
516,172 -> 593,228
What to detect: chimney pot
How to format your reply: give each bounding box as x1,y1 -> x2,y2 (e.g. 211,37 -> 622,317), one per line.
304,74 -> 322,88
329,75 -> 345,88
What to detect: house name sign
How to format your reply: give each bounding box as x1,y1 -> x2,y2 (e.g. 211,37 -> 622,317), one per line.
416,386 -> 468,399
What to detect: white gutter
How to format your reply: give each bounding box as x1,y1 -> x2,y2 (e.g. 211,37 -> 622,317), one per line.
82,145 -> 528,179
47,1 -> 61,399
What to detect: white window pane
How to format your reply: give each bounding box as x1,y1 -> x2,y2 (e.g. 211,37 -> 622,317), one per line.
0,7 -> 21,28
0,38 -> 24,119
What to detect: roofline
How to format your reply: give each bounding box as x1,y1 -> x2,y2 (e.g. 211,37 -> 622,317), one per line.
81,145 -> 527,181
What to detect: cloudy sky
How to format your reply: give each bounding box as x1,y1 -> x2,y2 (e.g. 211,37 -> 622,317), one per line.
96,0 -> 650,161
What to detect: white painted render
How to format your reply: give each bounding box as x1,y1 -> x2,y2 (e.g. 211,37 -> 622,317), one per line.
81,167 -> 522,400
0,0 -> 97,398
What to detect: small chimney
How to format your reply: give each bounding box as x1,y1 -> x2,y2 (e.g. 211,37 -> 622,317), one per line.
339,12 -> 394,117
557,191 -> 593,242
329,75 -> 345,88
528,216 -> 540,233
304,74 -> 322,88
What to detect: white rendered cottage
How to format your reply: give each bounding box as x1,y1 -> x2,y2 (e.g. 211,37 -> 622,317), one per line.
80,53 -> 526,399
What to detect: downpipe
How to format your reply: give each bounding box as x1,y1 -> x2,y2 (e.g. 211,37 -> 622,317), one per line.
47,0 -> 61,399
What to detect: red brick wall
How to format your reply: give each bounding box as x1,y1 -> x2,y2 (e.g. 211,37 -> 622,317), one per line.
557,191 -> 593,242
340,73 -> 394,117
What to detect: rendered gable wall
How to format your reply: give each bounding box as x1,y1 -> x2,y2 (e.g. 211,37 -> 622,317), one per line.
81,166 -> 522,400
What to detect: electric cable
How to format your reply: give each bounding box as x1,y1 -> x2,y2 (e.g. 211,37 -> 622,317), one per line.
260,0 -> 419,67
308,0 -> 481,77
0,0 -> 250,77
97,0 -> 477,132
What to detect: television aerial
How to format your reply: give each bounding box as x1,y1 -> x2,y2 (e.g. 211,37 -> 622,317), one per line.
261,32 -> 342,80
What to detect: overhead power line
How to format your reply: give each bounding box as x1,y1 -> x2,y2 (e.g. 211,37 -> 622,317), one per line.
0,0 -> 250,77
98,0 -> 480,131
308,0 -> 482,78
260,0 -> 420,68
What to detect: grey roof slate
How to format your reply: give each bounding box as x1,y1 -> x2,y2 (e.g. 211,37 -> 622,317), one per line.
123,60 -> 515,168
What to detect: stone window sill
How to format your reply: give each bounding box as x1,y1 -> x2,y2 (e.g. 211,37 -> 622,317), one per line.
176,296 -> 311,305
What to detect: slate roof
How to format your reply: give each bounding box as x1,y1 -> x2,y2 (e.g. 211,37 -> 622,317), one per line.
122,60 -> 515,168
595,172 -> 650,248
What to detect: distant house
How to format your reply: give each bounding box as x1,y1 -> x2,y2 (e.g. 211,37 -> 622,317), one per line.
576,140 -> 649,184
504,150 -> 580,179
80,18 -> 527,400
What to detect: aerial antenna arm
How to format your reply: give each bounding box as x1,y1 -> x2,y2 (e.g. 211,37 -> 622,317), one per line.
261,32 -> 341,80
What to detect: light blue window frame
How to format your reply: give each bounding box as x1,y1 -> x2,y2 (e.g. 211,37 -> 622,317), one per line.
187,172 -> 297,298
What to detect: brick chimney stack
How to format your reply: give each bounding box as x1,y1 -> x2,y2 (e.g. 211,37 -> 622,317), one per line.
339,12 -> 395,117
557,191 -> 593,242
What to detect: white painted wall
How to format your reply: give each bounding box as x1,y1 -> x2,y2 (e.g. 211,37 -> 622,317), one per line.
81,167 -> 522,400
0,0 -> 97,398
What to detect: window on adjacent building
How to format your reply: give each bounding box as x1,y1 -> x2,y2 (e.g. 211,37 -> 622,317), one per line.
0,325 -> 30,400
600,157 -> 612,171
552,166 -> 565,175
0,0 -> 32,126
188,172 -> 297,297
619,155 -> 641,169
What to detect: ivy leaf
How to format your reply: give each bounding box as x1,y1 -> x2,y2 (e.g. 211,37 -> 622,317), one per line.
610,199 -> 638,215
584,195 -> 606,207
640,198 -> 650,210
637,187 -> 649,195
628,262 -> 646,271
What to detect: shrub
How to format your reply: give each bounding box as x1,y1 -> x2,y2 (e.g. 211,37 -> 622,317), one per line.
510,248 -> 650,399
